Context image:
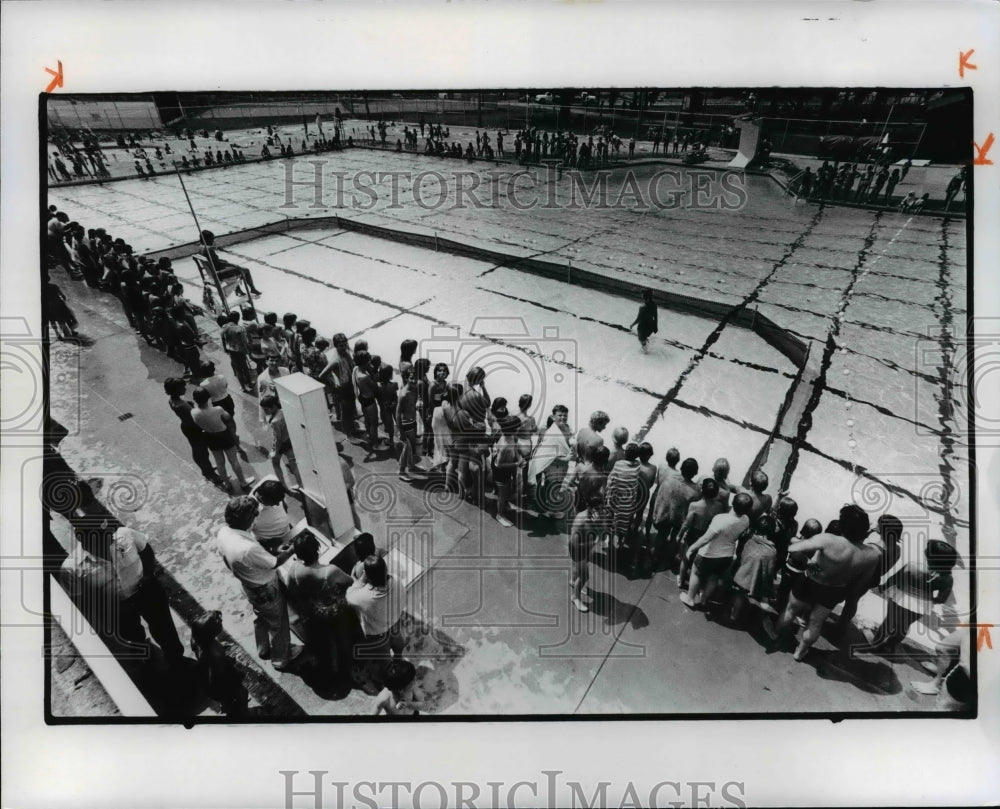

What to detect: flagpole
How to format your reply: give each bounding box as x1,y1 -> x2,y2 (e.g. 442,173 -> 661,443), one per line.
879,103 -> 895,142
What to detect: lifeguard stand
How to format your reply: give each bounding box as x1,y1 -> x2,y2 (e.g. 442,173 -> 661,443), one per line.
192,253 -> 253,316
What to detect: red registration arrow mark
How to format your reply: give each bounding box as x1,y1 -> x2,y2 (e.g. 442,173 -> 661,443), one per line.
44,60 -> 63,93
973,133 -> 994,166
959,49 -> 976,78
957,623 -> 994,651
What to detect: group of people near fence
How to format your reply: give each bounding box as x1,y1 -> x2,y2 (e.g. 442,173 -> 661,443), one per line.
49,125 -> 298,184
50,115 -> 727,192
795,159 -> 961,213
806,160 -> 904,203
48,144 -> 110,182
361,117 -> 721,170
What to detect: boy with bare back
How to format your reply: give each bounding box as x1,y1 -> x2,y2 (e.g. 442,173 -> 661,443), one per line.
772,504 -> 873,661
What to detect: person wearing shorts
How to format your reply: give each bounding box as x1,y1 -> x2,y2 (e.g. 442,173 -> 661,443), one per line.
674,477 -> 727,589
680,492 -> 753,610
694,553 -> 734,582
191,386 -> 254,490
773,518 -> 823,618
791,574 -> 850,610
773,504 -> 874,661
353,350 -> 380,452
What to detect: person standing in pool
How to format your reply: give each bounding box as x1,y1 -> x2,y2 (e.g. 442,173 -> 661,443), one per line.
629,289 -> 658,352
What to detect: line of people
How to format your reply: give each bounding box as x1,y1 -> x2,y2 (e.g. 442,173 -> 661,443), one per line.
798,159 -> 965,214
48,207 -> 967,705
564,420 -> 962,677
211,317 -> 962,676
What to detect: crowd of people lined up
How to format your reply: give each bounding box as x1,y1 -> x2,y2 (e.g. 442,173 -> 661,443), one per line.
794,161 -> 966,212
50,115 -> 727,191
407,125 -> 635,168
646,123 -> 741,153
48,129 -> 112,181
45,205 -> 217,365
367,116 -> 721,169
199,300 -> 965,688
48,122 -> 348,185
45,204 -> 970,710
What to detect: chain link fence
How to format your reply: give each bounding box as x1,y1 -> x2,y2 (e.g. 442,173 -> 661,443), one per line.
760,117 -> 927,161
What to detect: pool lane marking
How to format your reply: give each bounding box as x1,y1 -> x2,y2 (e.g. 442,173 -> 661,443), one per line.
772,323 -> 957,389
58,163 -> 956,293
931,218 -> 962,548
779,212 -> 883,491
822,383 -> 948,438
479,286 -> 794,379
785,436 -> 969,529
226,244 -> 783,437
269,230 -> 442,277
70,182 -> 945,337
780,212 -> 958,510
632,205 -> 828,445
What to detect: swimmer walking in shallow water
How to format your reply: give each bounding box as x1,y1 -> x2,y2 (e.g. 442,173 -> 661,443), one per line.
630,289 -> 658,352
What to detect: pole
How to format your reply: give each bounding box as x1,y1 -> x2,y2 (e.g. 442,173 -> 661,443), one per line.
174,167 -> 236,316
879,103 -> 895,141
912,122 -> 927,160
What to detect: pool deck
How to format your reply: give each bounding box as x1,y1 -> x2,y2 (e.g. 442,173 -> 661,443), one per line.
46,144 -> 970,718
